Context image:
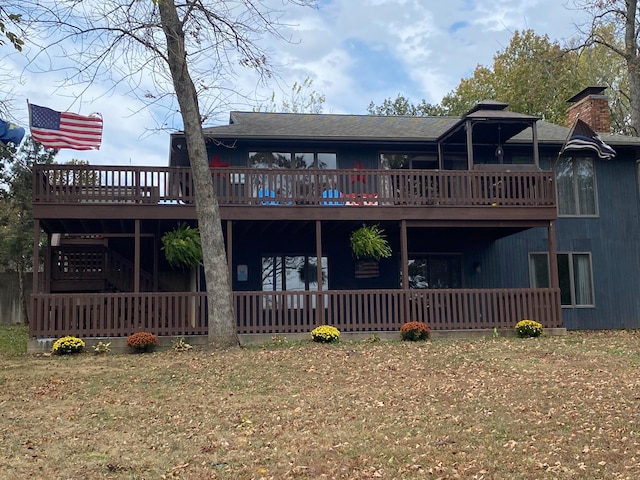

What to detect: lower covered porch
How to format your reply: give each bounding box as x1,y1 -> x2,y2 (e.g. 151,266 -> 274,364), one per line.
29,287 -> 562,345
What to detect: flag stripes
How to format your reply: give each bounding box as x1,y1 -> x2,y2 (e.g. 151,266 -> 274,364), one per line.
28,103 -> 103,150
561,118 -> 616,160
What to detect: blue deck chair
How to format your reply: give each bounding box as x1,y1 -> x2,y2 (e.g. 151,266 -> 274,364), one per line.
257,188 -> 279,205
321,189 -> 344,205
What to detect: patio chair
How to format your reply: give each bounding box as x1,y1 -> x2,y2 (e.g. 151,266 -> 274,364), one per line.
321,189 -> 344,206
257,188 -> 279,205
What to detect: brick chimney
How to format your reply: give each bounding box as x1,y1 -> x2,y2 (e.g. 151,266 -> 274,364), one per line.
566,86 -> 611,133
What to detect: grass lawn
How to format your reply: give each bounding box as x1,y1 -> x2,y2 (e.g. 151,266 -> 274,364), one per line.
1,329 -> 640,479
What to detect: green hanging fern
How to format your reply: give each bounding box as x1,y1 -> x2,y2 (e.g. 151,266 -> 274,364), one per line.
161,223 -> 203,269
350,224 -> 392,260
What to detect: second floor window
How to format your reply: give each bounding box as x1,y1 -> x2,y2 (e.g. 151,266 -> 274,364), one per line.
249,152 -> 336,169
556,156 -> 597,216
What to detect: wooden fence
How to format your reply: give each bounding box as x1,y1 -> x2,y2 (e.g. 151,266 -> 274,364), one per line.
30,288 -> 561,338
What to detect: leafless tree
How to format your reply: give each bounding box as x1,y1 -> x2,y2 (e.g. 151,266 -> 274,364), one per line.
574,0 -> 640,134
15,0 -> 316,347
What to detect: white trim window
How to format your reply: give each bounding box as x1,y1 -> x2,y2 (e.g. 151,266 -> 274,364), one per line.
529,252 -> 595,307
555,156 -> 597,216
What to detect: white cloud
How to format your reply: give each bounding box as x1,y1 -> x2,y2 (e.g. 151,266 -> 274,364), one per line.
2,0 -> 590,166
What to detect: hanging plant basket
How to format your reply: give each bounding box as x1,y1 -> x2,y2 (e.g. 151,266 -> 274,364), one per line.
350,224 -> 392,260
161,223 -> 203,269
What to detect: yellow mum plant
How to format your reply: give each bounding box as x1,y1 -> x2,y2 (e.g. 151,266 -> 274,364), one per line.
515,320 -> 543,338
311,325 -> 340,343
52,336 -> 85,355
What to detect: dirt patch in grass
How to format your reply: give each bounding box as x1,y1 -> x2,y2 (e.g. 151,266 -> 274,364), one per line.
2,331 -> 640,479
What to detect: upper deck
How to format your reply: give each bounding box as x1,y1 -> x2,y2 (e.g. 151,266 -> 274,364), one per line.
32,164 -> 557,231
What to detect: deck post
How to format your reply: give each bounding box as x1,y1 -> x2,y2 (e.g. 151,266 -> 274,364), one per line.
466,120 -> 474,170
134,219 -> 140,293
547,220 -> 558,289
226,220 -> 233,283
548,220 -> 561,326
400,220 -> 408,290
32,219 -> 40,295
401,219 -> 409,324
316,220 -> 324,326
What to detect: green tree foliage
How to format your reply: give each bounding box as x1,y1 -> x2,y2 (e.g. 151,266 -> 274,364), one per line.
0,137 -> 57,324
369,28 -> 628,133
367,94 -> 444,116
441,30 -> 583,124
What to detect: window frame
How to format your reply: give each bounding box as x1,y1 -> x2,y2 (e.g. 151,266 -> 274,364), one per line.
248,151 -> 337,169
528,252 -> 595,308
555,155 -> 599,217
404,253 -> 463,289
260,254 -> 328,292
379,152 -> 438,170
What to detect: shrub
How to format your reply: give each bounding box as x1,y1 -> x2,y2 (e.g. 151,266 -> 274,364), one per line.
515,320 -> 543,338
52,336 -> 85,355
400,321 -> 431,341
171,337 -> 192,352
126,332 -> 159,353
92,341 -> 111,355
311,325 -> 340,343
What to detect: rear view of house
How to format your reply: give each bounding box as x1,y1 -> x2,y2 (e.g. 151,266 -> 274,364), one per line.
28,87 -> 640,351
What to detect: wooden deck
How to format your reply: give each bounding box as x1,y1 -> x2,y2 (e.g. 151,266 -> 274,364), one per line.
30,288 -> 562,338
33,165 -> 556,209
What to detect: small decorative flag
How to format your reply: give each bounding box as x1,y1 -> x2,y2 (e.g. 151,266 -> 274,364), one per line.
561,118 -> 616,160
28,103 -> 103,150
0,118 -> 25,146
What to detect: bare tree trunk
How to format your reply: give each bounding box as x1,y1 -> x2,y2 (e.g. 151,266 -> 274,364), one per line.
157,0 -> 238,348
625,0 -> 640,135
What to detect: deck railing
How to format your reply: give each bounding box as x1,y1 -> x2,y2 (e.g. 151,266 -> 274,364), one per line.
33,165 -> 556,207
30,288 -> 561,338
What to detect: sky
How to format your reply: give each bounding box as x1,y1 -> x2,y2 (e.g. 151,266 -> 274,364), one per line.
2,0 -> 590,167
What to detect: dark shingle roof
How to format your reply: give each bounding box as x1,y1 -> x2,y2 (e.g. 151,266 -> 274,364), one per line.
200,111 -> 640,147
202,111 -> 459,141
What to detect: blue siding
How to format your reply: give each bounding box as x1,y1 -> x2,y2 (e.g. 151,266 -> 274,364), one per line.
495,152 -> 640,329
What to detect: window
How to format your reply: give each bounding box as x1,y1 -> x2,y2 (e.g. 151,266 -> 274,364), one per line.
406,255 -> 462,289
249,152 -> 336,169
261,255 -> 328,291
556,156 -> 597,216
529,252 -> 594,307
380,152 -> 437,170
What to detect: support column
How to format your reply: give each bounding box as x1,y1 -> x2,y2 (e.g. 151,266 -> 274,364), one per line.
548,220 -> 559,288
44,232 -> 51,293
134,220 -> 140,293
316,220 -> 324,327
153,234 -> 159,291
315,220 -> 323,289
466,120 -> 474,170
532,122 -> 540,168
547,220 -> 561,327
400,220 -> 409,290
32,219 -> 40,295
226,220 -> 233,285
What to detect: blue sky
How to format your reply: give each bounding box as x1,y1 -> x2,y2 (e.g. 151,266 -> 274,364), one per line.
2,0 -> 589,166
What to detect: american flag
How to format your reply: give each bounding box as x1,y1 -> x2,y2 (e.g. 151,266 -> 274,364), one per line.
28,103 -> 103,150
